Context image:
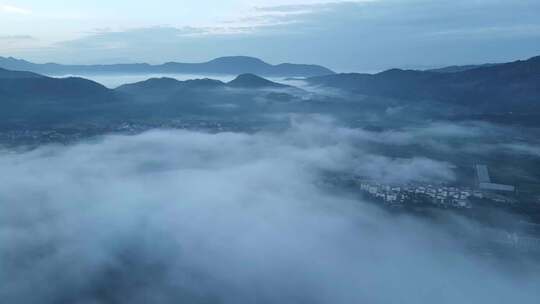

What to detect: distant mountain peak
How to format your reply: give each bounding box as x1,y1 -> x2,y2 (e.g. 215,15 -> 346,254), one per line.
116,77 -> 226,94
0,67 -> 44,79
227,74 -> 288,88
526,55 -> 540,63
183,78 -> 225,87
0,56 -> 23,64
307,54 -> 540,113
207,56 -> 268,65
0,55 -> 334,77
232,73 -> 264,80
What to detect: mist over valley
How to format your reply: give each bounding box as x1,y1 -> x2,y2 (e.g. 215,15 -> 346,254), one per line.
1,1 -> 540,303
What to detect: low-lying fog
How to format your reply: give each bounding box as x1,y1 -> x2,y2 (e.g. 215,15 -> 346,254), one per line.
1,116 -> 539,303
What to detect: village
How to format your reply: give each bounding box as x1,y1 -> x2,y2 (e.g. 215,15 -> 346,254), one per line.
359,181 -> 477,208
354,164 -> 520,209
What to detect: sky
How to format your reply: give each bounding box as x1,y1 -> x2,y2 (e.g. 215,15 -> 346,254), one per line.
1,0 -> 540,71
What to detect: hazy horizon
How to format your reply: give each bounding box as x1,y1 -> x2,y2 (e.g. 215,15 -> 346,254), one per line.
2,0 -> 540,71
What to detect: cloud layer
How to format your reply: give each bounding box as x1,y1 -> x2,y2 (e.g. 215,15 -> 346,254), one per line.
1,118 -> 539,303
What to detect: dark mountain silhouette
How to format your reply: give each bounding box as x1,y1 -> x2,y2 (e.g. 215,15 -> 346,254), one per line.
427,63 -> 500,73
0,56 -> 335,77
115,77 -> 227,106
307,55 -> 540,113
116,74 -> 303,111
0,67 -> 122,124
2,55 -> 539,127
227,74 -> 289,89
0,68 -> 118,104
117,74 -> 292,95
116,77 -> 225,94
0,67 -> 43,79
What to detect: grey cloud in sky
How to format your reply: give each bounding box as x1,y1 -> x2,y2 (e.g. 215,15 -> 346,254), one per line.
11,0 -> 540,70
0,35 -> 35,40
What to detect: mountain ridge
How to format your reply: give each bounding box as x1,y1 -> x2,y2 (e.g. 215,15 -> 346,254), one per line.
0,56 -> 335,78
307,55 -> 540,112
2,55 -> 539,127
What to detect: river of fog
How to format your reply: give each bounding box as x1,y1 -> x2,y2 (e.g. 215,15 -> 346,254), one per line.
1,116 -> 539,303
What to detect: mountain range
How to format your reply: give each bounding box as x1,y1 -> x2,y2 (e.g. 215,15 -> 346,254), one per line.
0,56 -> 335,78
426,63 -> 500,73
0,68 -> 118,104
0,68 -> 304,124
307,55 -> 540,113
1,55 -> 539,126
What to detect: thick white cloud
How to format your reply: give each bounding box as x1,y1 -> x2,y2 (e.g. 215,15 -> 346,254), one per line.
0,4 -> 31,15
1,118 -> 539,303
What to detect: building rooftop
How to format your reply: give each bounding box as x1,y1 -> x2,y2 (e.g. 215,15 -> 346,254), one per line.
476,164 -> 491,183
479,183 -> 515,192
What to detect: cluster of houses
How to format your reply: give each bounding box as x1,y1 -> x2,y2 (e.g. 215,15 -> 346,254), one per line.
354,164 -> 520,208
358,181 -> 481,208
0,119 -> 253,146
